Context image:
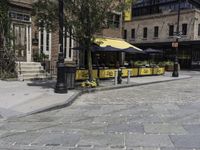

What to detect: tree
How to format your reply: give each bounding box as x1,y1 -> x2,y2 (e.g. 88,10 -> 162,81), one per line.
0,0 -> 10,47
33,0 -> 135,81
0,0 -> 16,78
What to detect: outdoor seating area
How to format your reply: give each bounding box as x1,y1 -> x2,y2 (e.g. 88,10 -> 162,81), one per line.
75,67 -> 165,80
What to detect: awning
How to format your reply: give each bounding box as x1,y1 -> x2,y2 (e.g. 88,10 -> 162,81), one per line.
94,37 -> 143,53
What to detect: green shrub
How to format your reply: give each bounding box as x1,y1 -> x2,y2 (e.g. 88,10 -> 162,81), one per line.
133,60 -> 148,67
158,61 -> 174,67
33,52 -> 48,62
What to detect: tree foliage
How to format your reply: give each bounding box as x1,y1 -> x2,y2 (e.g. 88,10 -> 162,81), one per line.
0,0 -> 11,46
0,0 -> 16,79
33,0 -> 135,81
32,0 -> 58,32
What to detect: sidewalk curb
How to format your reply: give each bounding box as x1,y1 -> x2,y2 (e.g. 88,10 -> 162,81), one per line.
9,91 -> 82,119
10,76 -> 191,119
82,76 -> 192,93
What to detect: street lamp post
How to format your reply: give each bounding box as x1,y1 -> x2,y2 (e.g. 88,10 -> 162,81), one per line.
172,0 -> 181,77
54,0 -> 68,93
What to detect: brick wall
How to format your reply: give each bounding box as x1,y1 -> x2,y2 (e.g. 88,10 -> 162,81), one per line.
100,28 -> 122,38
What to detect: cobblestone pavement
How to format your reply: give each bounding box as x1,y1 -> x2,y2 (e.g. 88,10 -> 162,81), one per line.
0,71 -> 200,150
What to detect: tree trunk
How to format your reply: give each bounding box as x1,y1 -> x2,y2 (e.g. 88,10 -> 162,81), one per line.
86,38 -> 93,81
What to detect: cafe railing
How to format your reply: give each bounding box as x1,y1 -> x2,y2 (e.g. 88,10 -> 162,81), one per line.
75,67 -> 165,81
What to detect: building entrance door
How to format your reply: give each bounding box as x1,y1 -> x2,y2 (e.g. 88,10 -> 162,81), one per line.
13,24 -> 27,61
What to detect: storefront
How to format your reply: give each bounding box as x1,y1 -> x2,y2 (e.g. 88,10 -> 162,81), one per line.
76,37 -> 165,80
134,40 -> 200,70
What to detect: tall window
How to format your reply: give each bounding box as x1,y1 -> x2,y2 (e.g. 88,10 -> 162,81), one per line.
0,33 -> 2,49
169,25 -> 174,36
143,27 -> 147,39
39,28 -> 51,58
123,29 -> 127,39
131,29 -> 135,39
63,27 -> 74,61
107,13 -> 120,28
40,29 -> 44,52
154,26 -> 159,38
198,24 -> 200,36
182,24 -> 187,35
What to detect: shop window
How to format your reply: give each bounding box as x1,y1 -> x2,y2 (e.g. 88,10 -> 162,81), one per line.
143,27 -> 147,39
131,29 -> 135,39
63,27 -> 73,61
154,26 -> 159,38
182,23 -> 187,35
169,25 -> 174,36
123,29 -> 127,39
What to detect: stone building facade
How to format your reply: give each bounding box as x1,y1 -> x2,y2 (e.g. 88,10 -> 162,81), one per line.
8,0 -> 78,74
124,0 -> 200,69
125,9 -> 200,44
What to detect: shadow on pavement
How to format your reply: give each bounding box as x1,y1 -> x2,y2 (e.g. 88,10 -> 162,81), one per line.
27,80 -> 56,89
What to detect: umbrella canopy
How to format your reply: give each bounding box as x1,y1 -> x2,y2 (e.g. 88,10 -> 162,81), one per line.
144,48 -> 163,54
94,37 -> 143,53
124,47 -> 145,54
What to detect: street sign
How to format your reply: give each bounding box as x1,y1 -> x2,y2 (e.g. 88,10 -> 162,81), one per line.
172,42 -> 178,48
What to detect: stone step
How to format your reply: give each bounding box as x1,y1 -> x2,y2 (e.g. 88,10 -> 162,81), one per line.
18,64 -> 42,68
16,61 -> 41,64
19,75 -> 48,81
16,62 -> 47,80
18,67 -> 44,71
18,73 -> 48,80
19,70 -> 45,74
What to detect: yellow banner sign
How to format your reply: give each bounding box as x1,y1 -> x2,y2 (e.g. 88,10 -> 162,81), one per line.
75,70 -> 98,80
139,68 -> 153,76
124,0 -> 132,21
99,69 -> 116,78
152,68 -> 165,75
122,68 -> 138,77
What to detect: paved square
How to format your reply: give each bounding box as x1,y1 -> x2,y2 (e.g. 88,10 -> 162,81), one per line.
0,71 -> 200,149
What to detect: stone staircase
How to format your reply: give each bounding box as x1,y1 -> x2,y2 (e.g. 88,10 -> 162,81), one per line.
16,62 -> 50,80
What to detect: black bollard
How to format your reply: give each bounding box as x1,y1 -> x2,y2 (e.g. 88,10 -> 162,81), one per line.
117,68 -> 122,84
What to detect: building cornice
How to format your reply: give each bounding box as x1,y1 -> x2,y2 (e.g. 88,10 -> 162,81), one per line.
9,0 -> 32,10
131,9 -> 200,22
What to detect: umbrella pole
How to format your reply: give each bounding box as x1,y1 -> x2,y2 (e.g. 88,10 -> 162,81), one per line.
149,54 -> 150,66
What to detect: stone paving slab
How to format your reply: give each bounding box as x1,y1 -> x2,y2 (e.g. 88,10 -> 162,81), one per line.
77,134 -> 124,148
170,135 -> 200,149
32,133 -> 81,147
125,134 -> 174,147
144,123 -> 187,135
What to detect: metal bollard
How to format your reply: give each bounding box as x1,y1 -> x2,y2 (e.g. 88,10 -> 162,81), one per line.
117,68 -> 122,84
114,70 -> 118,85
127,69 -> 131,84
